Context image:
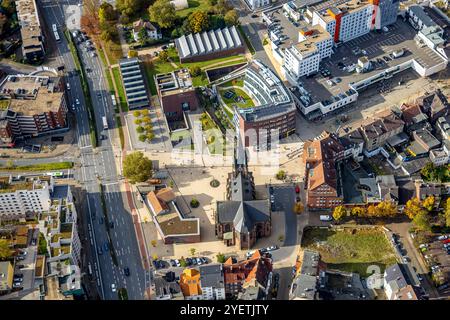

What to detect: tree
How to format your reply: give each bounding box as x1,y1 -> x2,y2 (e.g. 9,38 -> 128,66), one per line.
5,160 -> 14,169
215,0 -> 231,15
122,151 -> 152,183
422,195 -> 435,212
141,109 -> 150,116
136,126 -> 144,133
179,257 -> 187,267
158,50 -> 169,62
351,206 -> 366,217
0,239 -> 12,260
445,198 -> 450,228
189,10 -> 209,33
98,2 -> 117,25
189,248 -> 196,256
332,206 -> 346,221
275,170 -> 286,180
146,132 -> 155,141
133,110 -> 142,118
138,27 -> 149,44
150,240 -> 157,247
134,118 -> 143,125
224,9 -> 239,26
142,116 -> 152,124
116,0 -> 141,16
404,198 -> 425,219
216,252 -> 226,263
128,49 -> 138,58
190,198 -> 200,208
190,66 -> 202,77
413,210 -> 431,231
148,0 -> 176,29
138,134 -> 147,142
293,202 -> 304,215
375,200 -> 398,217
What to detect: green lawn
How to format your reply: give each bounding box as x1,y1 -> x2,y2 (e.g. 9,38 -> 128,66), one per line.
174,55 -> 247,70
221,78 -> 244,87
302,227 -> 398,277
175,0 -> 212,18
219,88 -> 255,109
116,116 -> 125,150
143,59 -> 177,95
111,67 -> 129,112
0,162 -> 74,171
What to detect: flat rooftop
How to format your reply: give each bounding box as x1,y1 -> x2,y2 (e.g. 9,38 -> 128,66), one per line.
298,19 -> 446,105
155,69 -> 194,97
155,202 -> 200,236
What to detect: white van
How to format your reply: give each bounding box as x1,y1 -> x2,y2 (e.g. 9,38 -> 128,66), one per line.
320,215 -> 333,221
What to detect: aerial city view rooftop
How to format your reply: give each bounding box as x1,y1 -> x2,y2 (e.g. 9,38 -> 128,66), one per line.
0,0 -> 449,309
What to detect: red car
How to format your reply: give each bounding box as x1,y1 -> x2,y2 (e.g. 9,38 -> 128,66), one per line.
443,239 -> 450,244
295,185 -> 300,194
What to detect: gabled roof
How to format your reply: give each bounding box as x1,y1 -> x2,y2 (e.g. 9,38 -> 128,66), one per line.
302,131 -> 344,191
147,191 -> 168,215
156,187 -> 176,203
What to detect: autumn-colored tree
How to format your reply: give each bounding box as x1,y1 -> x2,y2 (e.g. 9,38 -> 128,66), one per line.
116,0 -> 141,16
293,202 -> 304,215
189,248 -> 196,256
0,239 -> 12,260
158,50 -> 169,62
224,9 -> 239,26
189,10 -> 210,33
150,240 -> 157,247
98,2 -> 117,25
81,0 -> 101,36
214,0 -> 231,15
148,0 -> 176,29
404,198 -> 425,219
375,200 -> 398,217
367,204 -> 377,217
351,206 -> 366,217
413,210 -> 431,231
332,206 -> 346,221
422,195 -> 435,212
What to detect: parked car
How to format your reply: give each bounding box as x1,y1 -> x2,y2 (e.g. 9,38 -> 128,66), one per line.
267,245 -> 279,251
320,215 -> 333,221
110,221 -> 114,229
186,258 -> 192,265
75,98 -> 80,105
419,244 -> 429,249
438,235 -> 449,240
124,267 -> 130,277
17,264 -> 26,269
111,284 -> 116,292
31,238 -> 36,246
402,256 -> 410,263
13,282 -> 22,289
103,242 -> 109,252
97,247 -> 103,255
174,259 -> 181,267
196,258 -> 202,265
200,257 -> 208,264
170,259 -> 176,267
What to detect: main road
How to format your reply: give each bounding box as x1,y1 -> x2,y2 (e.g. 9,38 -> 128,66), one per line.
38,0 -> 149,300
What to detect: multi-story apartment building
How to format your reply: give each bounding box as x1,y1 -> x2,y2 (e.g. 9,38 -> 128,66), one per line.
0,74 -> 68,147
283,24 -> 333,79
0,175 -> 53,219
199,264 -> 226,300
43,185 -> 82,266
0,261 -> 14,293
302,132 -> 345,209
16,0 -> 46,63
359,110 -> 405,153
233,60 -> 296,148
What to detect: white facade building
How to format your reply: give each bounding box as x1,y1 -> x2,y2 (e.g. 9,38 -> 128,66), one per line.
245,0 -> 270,11
199,264 -> 226,300
0,175 -> 53,218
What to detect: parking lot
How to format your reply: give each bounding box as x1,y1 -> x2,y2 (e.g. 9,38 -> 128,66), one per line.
299,19 -> 446,106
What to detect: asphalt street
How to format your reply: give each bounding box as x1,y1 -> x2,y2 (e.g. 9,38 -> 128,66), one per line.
38,0 -> 148,300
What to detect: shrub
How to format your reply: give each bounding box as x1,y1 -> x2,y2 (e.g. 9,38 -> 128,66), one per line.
136,126 -> 144,133
190,198 -> 200,208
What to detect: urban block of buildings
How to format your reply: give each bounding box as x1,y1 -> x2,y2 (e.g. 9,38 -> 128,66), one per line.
0,73 -> 68,147
175,26 -> 245,63
214,60 -> 297,148
262,0 -> 448,120
118,58 -> 150,110
16,0 -> 46,63
215,140 -> 271,249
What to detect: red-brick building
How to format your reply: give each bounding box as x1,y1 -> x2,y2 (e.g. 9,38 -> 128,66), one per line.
302,132 -> 345,209
155,70 -> 199,122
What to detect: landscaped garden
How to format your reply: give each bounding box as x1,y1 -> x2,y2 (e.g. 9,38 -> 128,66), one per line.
219,87 -> 255,109
302,227 -> 398,277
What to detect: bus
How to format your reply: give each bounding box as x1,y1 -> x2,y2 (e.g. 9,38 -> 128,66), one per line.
102,116 -> 108,130
111,94 -> 116,107
47,171 -> 64,178
52,24 -> 57,32
54,31 -> 60,42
